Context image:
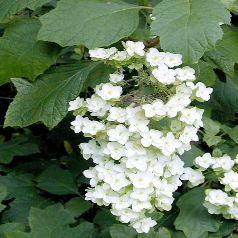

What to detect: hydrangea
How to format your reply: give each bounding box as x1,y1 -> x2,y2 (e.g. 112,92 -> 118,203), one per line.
68,41 -> 213,233
193,153 -> 238,220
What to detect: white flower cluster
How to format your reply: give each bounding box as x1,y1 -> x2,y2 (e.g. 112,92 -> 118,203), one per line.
69,41 -> 213,233
194,153 -> 238,220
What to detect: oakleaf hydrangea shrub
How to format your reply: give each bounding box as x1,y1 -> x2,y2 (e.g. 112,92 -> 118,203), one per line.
68,41 -> 214,233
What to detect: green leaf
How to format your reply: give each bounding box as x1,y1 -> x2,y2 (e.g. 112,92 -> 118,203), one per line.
36,165 -> 79,195
203,117 -> 221,135
4,61 -> 103,129
181,145 -> 204,167
9,204 -> 95,238
194,61 -> 217,86
171,231 -> 186,238
109,224 -> 137,238
205,27 -> 238,76
65,197 -> 91,217
137,228 -> 171,238
0,172 -> 50,223
0,185 -> 8,212
151,0 -> 230,64
221,125 -> 238,144
5,231 -> 30,238
0,0 -> 51,22
0,18 -> 59,85
0,137 -> 39,164
94,208 -> 118,228
174,188 -> 220,238
0,223 -> 25,237
38,0 -> 141,48
217,220 -> 236,237
203,133 -> 222,147
210,77 -> 238,116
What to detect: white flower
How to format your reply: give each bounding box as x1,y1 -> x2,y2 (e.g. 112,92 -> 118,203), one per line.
194,82 -> 213,101
112,194 -> 132,210
152,64 -> 176,85
205,189 -> 233,207
96,83 -> 122,100
127,107 -> 149,133
132,217 -> 157,233
109,73 -> 124,83
181,167 -> 204,187
195,153 -> 214,170
107,173 -> 130,191
180,107 -> 204,128
103,142 -> 126,160
212,155 -> 235,172
220,170 -> 238,192
155,193 -> 174,211
86,94 -> 110,116
163,52 -> 182,68
111,208 -> 139,223
125,141 -> 147,157
130,188 -> 154,202
146,48 -> 165,67
107,124 -> 130,145
123,41 -> 145,56
166,94 -> 191,117
68,97 -> 85,111
129,172 -> 154,188
82,120 -> 105,136
107,107 -> 127,123
175,66 -> 195,81
89,47 -> 117,59
165,155 -> 185,177
179,126 -> 199,144
140,129 -> 163,148
125,155 -> 148,171
131,200 -> 152,212
142,99 -> 166,118
159,132 -> 181,156
79,140 -> 99,159
70,115 -> 88,133
111,51 -> 130,61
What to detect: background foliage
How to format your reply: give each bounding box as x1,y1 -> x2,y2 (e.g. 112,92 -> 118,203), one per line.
0,0 -> 237,237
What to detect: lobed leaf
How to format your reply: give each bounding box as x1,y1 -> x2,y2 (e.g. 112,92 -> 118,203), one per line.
38,0 -> 142,48
151,0 -> 230,64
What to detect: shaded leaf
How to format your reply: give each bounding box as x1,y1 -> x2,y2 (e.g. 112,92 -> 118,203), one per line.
0,223 -> 25,237
36,165 -> 79,195
0,137 -> 39,164
9,204 -> 95,238
210,77 -> 238,117
221,125 -> 238,144
4,61 -> 103,129
0,18 -> 59,85
0,0 -> 51,22
205,27 -> 238,76
175,188 -> 220,238
181,145 -> 204,167
194,61 -> 217,86
65,197 -> 91,217
109,224 -> 137,238
0,185 -> 8,212
0,172 -> 50,223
